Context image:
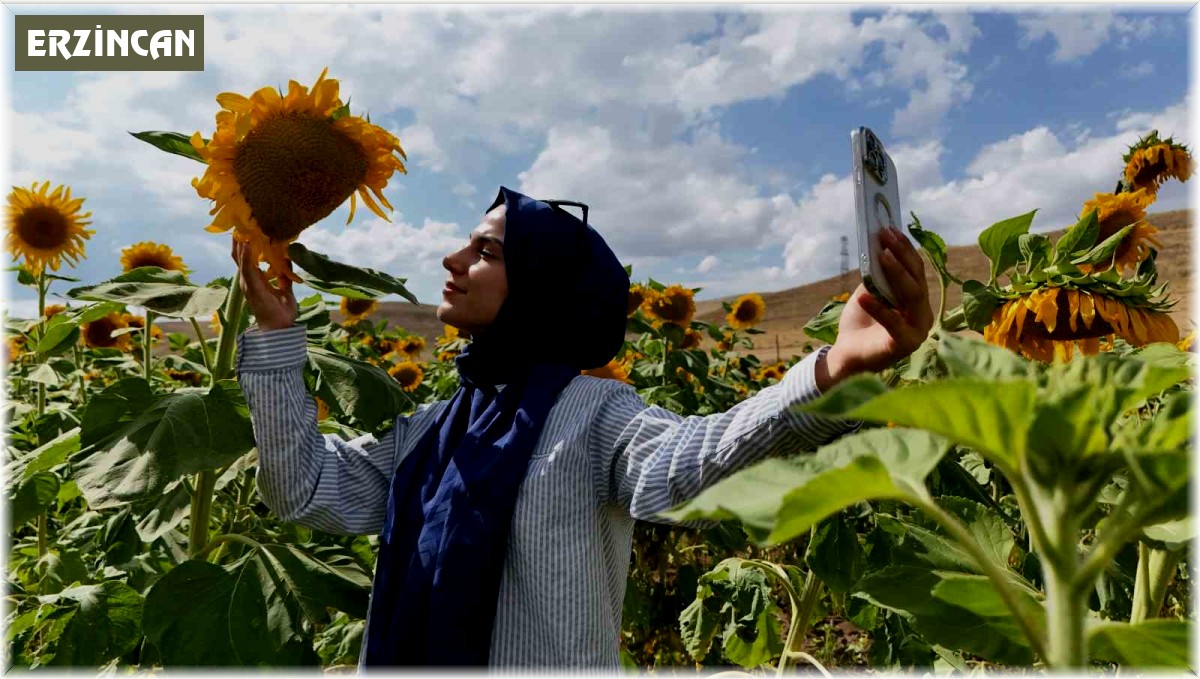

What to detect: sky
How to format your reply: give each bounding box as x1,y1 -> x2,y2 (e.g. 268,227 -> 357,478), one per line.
2,3 -> 1194,319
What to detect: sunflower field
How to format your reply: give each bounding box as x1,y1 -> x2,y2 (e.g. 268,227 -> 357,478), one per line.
2,67 -> 1194,673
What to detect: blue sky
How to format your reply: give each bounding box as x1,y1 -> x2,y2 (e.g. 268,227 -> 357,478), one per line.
3,5 -> 1194,320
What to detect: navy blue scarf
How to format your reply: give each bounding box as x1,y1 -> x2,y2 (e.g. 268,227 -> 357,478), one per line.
363,187 -> 629,666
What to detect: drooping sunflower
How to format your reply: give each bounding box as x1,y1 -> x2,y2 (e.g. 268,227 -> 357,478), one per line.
43,304 -> 67,319
680,328 -> 704,350
388,361 -> 424,392
396,336 -> 426,358
81,313 -> 132,351
340,296 -> 379,323
1123,132 -> 1193,195
123,314 -> 164,343
1077,190 -> 1160,276
191,68 -> 407,283
120,241 -> 188,273
983,286 -> 1179,363
726,293 -> 766,330
628,284 -> 652,317
583,359 -> 632,384
6,181 -> 95,275
645,285 -> 695,327
165,369 -> 203,387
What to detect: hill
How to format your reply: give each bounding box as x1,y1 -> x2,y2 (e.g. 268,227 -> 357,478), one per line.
159,209 -> 1192,361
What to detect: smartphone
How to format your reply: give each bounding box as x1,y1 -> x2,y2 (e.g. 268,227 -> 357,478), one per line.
850,126 -> 900,309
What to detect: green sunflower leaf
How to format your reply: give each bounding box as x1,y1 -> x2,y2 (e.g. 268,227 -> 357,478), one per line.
130,130 -> 207,163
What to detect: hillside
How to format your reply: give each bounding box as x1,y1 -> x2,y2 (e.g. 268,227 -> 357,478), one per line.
159,209 -> 1192,361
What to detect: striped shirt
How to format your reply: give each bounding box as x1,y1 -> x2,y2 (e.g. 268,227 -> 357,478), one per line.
235,324 -> 861,668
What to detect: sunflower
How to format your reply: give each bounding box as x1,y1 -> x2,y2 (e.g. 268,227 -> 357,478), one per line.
6,181 -> 95,275
1076,190 -> 1160,276
81,313 -> 132,351
83,369 -> 104,382
43,304 -> 67,319
1123,133 -> 1193,195
439,324 -> 461,343
583,359 -> 632,384
190,68 -> 408,283
122,314 -> 163,343
5,335 -> 27,364
645,285 -> 695,327
120,241 -> 187,273
315,396 -> 330,421
437,350 -> 460,363
716,332 -> 735,353
340,296 -> 379,323
727,293 -> 766,330
388,361 -> 424,392
165,369 -> 203,387
983,286 -> 1179,363
756,363 -> 786,382
680,328 -> 704,350
833,292 -> 850,303
1177,330 -> 1195,353
628,285 -> 652,317
396,336 -> 426,358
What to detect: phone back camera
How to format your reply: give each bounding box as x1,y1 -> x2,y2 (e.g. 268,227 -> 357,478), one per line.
863,130 -> 889,185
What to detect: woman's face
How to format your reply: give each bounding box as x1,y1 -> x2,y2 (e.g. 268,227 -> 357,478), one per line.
437,204 -> 509,337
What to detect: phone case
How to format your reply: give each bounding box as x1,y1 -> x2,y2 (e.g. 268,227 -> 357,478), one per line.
851,127 -> 901,309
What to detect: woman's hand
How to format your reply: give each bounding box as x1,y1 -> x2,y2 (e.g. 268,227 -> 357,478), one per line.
819,226 -> 935,391
232,240 -> 298,331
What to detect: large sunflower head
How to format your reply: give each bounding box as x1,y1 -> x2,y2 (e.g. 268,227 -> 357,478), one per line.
983,286 -> 1179,363
191,68 -> 407,283
1122,131 -> 1193,195
727,293 -> 766,330
388,360 -> 424,392
6,181 -> 95,275
1078,190 -> 1159,276
81,313 -> 132,351
120,241 -> 188,274
583,359 -> 632,384
645,285 -> 695,327
340,296 -> 379,323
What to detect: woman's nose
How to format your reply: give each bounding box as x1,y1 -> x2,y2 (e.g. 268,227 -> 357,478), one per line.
443,249 -> 465,274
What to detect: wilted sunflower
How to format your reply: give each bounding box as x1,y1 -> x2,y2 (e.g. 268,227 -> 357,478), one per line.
388,360 -> 424,392
6,181 -> 94,275
645,285 -> 695,327
983,286 -> 1179,363
340,296 -> 379,323
120,241 -> 187,273
165,369 -> 203,387
727,293 -> 766,330
680,328 -> 704,350
81,313 -> 132,351
396,336 -> 426,357
1123,132 -> 1193,195
191,68 -> 407,283
1077,190 -> 1160,276
583,360 -> 632,384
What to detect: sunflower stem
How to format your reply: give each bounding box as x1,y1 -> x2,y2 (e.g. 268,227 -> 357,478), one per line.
73,344 -> 88,407
189,280 -> 246,557
143,309 -> 155,384
188,317 -> 214,384
35,271 -> 49,557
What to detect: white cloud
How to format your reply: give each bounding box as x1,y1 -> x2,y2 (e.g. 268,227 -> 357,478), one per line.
1016,10 -> 1159,63
297,214 -> 464,303
697,255 -> 719,273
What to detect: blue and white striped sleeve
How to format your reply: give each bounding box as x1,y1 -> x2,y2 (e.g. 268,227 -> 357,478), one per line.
235,324 -> 403,536
588,344 -> 864,523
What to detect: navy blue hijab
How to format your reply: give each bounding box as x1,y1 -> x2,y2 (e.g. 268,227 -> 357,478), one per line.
363,187 -> 629,666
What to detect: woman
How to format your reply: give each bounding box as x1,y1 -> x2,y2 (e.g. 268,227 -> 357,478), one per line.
232,186 -> 933,668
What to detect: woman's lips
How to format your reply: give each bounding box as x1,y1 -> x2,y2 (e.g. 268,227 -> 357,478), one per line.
443,282 -> 465,296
